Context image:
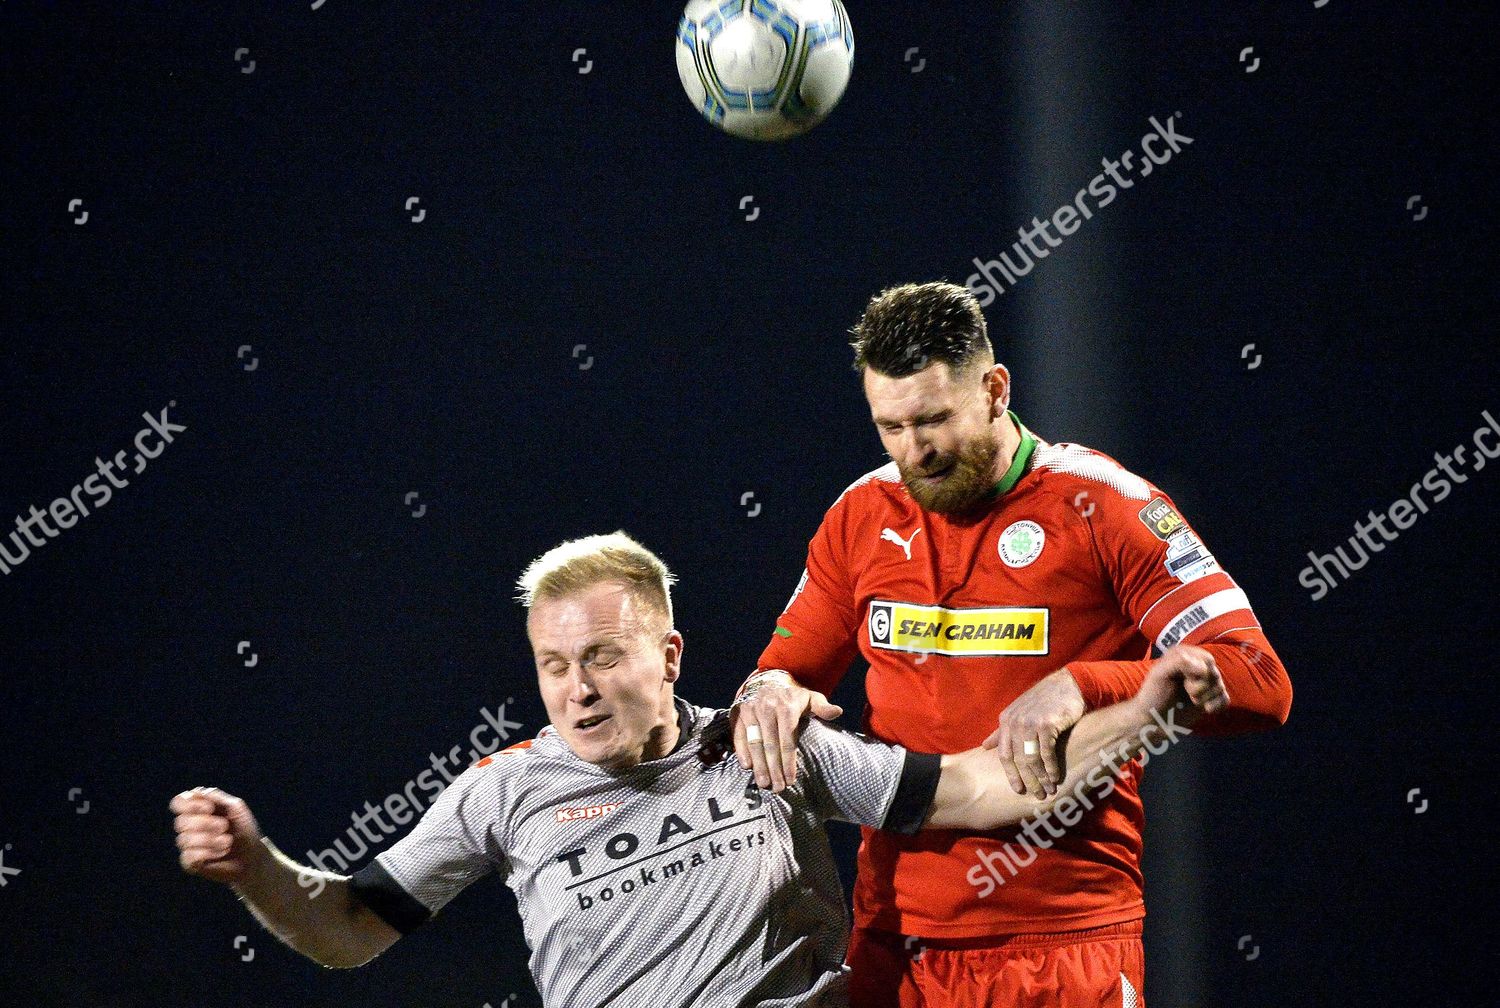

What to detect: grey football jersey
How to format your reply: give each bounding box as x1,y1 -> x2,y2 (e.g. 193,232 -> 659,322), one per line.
350,697 -> 938,1008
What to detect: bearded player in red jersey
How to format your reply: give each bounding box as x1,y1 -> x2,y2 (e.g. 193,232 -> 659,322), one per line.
730,282 -> 1292,1007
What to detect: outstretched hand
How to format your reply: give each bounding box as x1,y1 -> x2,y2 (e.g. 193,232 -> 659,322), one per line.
981,668 -> 1086,799
730,671 -> 843,791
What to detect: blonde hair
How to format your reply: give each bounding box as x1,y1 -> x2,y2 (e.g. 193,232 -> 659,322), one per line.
515,531 -> 677,631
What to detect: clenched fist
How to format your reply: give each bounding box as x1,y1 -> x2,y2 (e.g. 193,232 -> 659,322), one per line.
170,786 -> 267,885
1136,643 -> 1231,718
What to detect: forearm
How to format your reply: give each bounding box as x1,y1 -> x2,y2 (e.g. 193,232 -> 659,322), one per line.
1069,631 -> 1291,732
231,838 -> 395,968
1190,631 -> 1292,733
748,664 -> 840,700
1066,658 -> 1150,711
928,697 -> 1176,831
755,623 -> 858,699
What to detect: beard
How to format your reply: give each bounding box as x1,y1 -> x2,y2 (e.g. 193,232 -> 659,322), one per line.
897,430 -> 1003,514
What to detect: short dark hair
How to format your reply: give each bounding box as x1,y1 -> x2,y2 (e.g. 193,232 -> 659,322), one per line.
849,282 -> 993,377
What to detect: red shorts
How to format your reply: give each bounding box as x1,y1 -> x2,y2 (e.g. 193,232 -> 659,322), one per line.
845,919 -> 1145,1008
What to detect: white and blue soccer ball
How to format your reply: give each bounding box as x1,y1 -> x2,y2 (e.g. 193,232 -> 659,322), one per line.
676,0 -> 854,141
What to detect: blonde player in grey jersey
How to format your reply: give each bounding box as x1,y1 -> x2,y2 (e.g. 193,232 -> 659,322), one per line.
170,532 -> 1226,1008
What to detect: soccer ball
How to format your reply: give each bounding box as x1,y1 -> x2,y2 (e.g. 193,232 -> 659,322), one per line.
675,0 -> 854,141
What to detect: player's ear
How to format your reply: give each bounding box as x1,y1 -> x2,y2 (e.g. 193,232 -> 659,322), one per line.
986,363 -> 1011,416
662,629 -> 684,683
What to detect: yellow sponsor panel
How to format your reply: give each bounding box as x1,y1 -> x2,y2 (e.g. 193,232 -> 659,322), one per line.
866,601 -> 1049,657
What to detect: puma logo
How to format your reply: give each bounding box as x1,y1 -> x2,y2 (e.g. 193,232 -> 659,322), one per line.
880,526 -> 921,560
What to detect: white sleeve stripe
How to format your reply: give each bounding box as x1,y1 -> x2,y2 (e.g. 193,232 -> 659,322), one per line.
1154,588 -> 1255,653
1138,574 -> 1237,632
1204,624 -> 1260,639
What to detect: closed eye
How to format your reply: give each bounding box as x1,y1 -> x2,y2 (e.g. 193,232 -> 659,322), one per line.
584,645 -> 624,670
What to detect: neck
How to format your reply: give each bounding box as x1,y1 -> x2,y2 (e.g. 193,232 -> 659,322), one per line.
642,695 -> 681,762
990,411 -> 1023,484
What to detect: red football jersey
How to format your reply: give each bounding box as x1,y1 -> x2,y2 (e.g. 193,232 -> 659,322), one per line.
758,413 -> 1292,937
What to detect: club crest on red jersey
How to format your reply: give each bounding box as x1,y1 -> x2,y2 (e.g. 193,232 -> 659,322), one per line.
998,520 -> 1045,568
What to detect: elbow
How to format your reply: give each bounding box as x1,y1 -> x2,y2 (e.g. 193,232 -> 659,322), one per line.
1205,638 -> 1293,733
316,956 -> 362,971
302,944 -> 359,970
312,945 -> 385,970
300,925 -> 392,970
1250,667 -> 1294,729
325,957 -> 377,971
1195,689 -> 1292,736
1257,655 -> 1293,727
1272,687 -> 1292,726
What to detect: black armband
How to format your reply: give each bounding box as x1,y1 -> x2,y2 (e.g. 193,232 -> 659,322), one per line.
882,750 -> 942,835
348,859 -> 432,935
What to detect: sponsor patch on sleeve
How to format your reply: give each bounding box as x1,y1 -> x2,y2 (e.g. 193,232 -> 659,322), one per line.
1163,530 -> 1218,583
1138,496 -> 1186,541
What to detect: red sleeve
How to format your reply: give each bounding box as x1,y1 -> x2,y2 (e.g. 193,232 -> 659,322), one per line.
1066,486 -> 1293,734
755,495 -> 862,697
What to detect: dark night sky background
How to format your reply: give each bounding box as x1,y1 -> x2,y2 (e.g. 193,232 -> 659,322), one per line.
2,3 -> 1495,1006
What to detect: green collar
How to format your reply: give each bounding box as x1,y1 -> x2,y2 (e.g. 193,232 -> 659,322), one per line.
989,411 -> 1037,498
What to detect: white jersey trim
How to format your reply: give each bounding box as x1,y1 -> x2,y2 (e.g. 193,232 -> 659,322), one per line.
1138,576 -> 1237,633
1154,587 -> 1254,653
836,461 -> 901,504
1031,442 -> 1152,501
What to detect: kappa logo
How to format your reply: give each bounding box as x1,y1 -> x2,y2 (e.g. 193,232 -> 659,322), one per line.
556,801 -> 623,824
880,526 -> 922,560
